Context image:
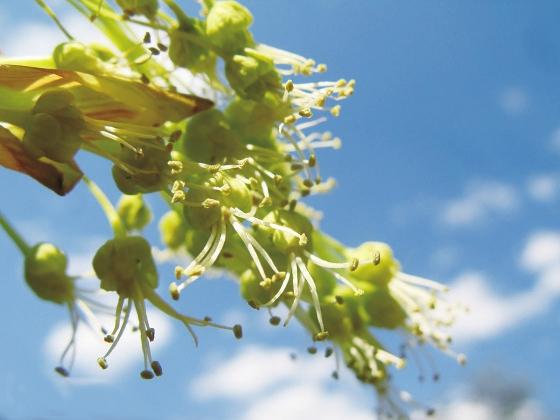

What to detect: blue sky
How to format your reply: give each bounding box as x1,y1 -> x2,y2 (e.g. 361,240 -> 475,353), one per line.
1,1 -> 560,419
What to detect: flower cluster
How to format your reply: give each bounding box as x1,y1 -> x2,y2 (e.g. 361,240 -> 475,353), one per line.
0,0 -> 464,417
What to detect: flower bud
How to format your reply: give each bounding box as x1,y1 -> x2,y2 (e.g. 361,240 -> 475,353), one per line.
53,42 -> 105,74
159,210 -> 187,250
22,89 -> 84,163
225,50 -> 281,100
346,242 -> 399,286
117,194 -> 152,231
24,243 -> 74,304
320,292 -> 364,340
169,29 -> 216,76
112,139 -> 170,194
259,209 -> 313,254
362,287 -> 406,329
92,236 -> 158,296
180,109 -> 242,164
116,0 -> 158,18
183,189 -> 221,230
225,96 -> 290,147
206,1 -> 254,54
239,269 -> 274,306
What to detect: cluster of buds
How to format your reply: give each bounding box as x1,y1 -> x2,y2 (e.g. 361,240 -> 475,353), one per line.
0,0 -> 464,417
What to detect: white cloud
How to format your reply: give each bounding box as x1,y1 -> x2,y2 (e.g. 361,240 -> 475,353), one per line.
412,397 -> 545,420
190,346 -> 322,400
526,174 -> 560,202
521,231 -> 560,272
44,308 -> 172,383
242,384 -> 373,420
450,228 -> 560,343
190,345 -> 373,420
442,181 -> 519,226
498,86 -> 529,115
448,272 -> 552,343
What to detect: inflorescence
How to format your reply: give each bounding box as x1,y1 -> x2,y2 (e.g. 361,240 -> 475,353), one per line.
0,0 -> 464,417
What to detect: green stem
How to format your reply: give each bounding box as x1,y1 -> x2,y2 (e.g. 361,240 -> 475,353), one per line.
82,176 -> 126,238
0,211 -> 31,255
35,0 -> 74,40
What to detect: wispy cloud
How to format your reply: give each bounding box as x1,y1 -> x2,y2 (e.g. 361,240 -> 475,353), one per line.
521,231 -> 560,273
442,180 -> 519,227
526,174 -> 560,203
189,345 -> 373,420
449,230 -> 560,344
550,127 -> 560,154
448,272 -> 551,343
412,394 -> 545,420
498,86 -> 529,115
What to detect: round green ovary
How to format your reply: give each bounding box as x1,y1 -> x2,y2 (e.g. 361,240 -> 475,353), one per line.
93,236 -> 158,297
24,243 -> 74,305
348,242 -> 399,287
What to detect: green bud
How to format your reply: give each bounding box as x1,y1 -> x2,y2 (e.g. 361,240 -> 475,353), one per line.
92,236 -> 158,296
159,210 -> 187,250
307,263 -> 336,297
259,209 -> 313,254
183,188 -> 221,230
24,243 -> 74,304
320,292 -> 364,340
180,109 -> 242,163
221,177 -> 252,212
239,269 -> 274,306
169,29 -> 217,76
117,194 -> 152,231
89,43 -> 116,61
206,1 -> 254,54
225,96 -> 290,147
363,287 -> 406,330
116,0 -> 158,18
53,42 -> 104,73
22,89 -> 84,163
225,50 -> 281,100
347,242 -> 399,286
112,140 -> 170,194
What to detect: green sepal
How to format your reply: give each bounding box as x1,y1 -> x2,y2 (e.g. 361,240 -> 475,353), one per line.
24,243 -> 74,305
92,236 -> 158,296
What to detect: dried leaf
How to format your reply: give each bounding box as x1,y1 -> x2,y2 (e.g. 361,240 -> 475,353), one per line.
0,126 -> 82,195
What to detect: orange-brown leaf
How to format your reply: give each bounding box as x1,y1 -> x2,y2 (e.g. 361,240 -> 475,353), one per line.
0,126 -> 82,195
